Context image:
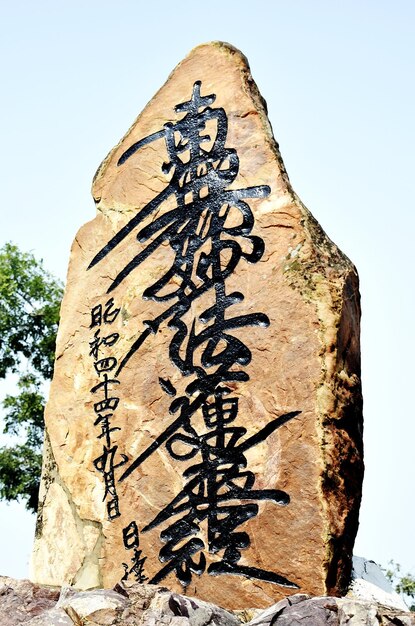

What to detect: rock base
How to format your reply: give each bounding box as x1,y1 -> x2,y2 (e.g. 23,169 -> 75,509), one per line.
1,577 -> 413,626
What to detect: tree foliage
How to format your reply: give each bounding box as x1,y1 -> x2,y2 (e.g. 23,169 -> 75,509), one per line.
0,243 -> 63,512
385,560 -> 415,611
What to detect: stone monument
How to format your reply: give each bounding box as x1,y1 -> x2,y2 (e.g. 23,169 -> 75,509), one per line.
31,42 -> 364,609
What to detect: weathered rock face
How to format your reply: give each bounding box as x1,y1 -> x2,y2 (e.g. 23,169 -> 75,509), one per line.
31,42 -> 363,608
0,576 -> 60,626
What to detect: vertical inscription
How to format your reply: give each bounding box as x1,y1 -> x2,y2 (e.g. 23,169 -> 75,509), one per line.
88,82 -> 301,588
89,297 -> 127,521
122,521 -> 148,583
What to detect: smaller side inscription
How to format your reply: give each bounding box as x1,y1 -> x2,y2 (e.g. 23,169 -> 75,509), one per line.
89,297 -> 127,521
122,520 -> 148,583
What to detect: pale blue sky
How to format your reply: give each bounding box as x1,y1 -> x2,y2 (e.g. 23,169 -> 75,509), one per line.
0,0 -> 414,582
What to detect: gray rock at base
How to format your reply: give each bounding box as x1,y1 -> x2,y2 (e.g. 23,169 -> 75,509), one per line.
115,581 -> 240,626
246,594 -> 310,626
19,609 -> 73,626
59,587 -> 127,624
350,556 -> 408,611
0,576 -> 61,625
0,577 -> 413,626
248,594 -> 414,626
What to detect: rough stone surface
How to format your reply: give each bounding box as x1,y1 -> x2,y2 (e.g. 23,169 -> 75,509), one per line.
31,42 -> 363,607
0,576 -> 61,625
260,595 -> 414,626
1,580 -> 413,626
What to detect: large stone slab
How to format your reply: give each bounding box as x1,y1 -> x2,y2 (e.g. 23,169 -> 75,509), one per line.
31,42 -> 363,608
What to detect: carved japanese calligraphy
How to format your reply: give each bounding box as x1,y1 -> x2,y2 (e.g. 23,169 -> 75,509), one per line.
86,80 -> 302,589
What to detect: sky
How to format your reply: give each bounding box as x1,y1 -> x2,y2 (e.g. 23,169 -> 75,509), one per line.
0,0 -> 414,584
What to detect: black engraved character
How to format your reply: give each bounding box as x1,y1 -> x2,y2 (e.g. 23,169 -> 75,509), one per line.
94,413 -> 121,447
91,374 -> 120,414
89,328 -> 119,359
90,298 -> 120,328
94,356 -> 118,374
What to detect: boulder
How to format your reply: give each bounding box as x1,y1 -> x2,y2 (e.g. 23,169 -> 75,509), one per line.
31,42 -> 363,607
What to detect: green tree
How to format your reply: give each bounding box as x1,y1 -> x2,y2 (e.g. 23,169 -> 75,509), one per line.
0,242 -> 63,513
385,560 -> 415,611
